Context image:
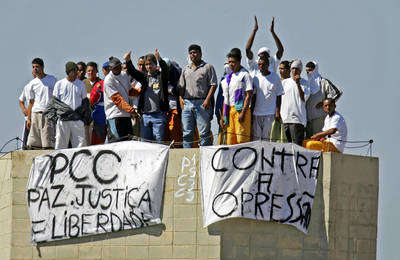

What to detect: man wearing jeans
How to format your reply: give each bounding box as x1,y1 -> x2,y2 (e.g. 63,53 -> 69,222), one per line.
178,44 -> 217,148
124,49 -> 169,142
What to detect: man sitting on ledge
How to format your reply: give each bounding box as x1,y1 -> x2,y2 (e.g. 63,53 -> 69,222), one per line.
303,97 -> 347,153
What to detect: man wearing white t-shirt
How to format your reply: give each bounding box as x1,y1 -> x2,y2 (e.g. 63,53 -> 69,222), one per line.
221,48 -> 253,145
103,56 -> 140,143
251,55 -> 284,141
281,60 -> 310,146
52,62 -> 87,149
26,58 -> 57,149
304,98 -> 347,153
245,16 -> 284,74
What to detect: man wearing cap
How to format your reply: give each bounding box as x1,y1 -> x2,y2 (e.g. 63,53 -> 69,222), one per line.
305,61 -> 343,138
25,58 -> 57,149
245,16 -> 284,74
102,62 -> 111,77
51,62 -> 88,149
103,55 -> 140,142
280,60 -> 311,146
178,44 -> 218,147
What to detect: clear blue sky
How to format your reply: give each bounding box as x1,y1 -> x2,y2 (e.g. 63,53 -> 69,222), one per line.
1,0 -> 398,258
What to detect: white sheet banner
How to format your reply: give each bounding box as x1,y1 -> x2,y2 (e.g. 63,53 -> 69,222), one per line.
27,141 -> 169,244
200,141 -> 321,233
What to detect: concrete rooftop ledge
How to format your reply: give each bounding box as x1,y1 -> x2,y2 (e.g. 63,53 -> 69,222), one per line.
0,149 -> 378,260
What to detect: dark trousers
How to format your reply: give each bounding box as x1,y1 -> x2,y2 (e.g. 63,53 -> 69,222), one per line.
107,117 -> 133,143
22,121 -> 30,150
283,123 -> 305,146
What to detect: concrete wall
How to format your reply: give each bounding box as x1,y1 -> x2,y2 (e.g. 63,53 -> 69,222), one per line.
0,149 -> 378,260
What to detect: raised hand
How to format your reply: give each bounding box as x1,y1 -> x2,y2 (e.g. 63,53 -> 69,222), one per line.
253,16 -> 259,32
270,17 -> 275,33
154,48 -> 160,60
123,51 -> 132,62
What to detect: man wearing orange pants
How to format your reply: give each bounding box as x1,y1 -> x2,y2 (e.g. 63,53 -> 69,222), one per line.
221,48 -> 253,145
163,58 -> 183,147
303,98 -> 347,153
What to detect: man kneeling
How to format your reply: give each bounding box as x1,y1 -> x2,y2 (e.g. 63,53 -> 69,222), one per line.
303,98 -> 347,153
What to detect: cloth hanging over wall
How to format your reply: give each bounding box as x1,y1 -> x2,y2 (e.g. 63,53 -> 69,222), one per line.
27,141 -> 169,244
200,140 -> 321,233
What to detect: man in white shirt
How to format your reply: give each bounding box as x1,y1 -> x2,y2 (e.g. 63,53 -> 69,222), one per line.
280,60 -> 310,146
251,55 -> 284,141
245,16 -> 284,74
221,48 -> 253,145
103,56 -> 140,143
279,60 -> 291,81
304,98 -> 347,153
26,58 -> 57,149
52,62 -> 87,149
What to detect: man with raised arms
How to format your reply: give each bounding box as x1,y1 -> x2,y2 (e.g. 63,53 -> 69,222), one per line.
124,49 -> 169,142
245,16 -> 284,74
251,55 -> 284,141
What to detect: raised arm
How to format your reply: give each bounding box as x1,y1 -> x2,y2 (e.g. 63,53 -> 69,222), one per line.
270,17 -> 284,60
123,51 -> 146,83
246,16 -> 259,60
154,48 -> 168,81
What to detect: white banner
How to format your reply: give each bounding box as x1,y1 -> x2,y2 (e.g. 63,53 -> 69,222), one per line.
200,141 -> 321,233
27,141 -> 169,244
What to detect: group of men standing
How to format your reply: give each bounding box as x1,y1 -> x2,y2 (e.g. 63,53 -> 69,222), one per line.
18,17 -> 347,153
213,17 -> 347,152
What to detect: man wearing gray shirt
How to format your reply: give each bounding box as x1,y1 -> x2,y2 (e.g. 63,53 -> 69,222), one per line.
178,44 -> 217,147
